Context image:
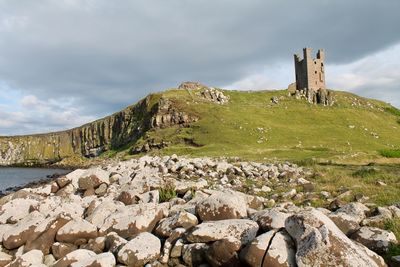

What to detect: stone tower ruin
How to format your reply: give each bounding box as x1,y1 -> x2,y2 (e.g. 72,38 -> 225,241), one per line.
293,48 -> 331,105
294,48 -> 325,91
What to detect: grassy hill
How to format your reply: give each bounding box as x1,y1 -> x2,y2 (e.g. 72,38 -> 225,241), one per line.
117,87 -> 400,164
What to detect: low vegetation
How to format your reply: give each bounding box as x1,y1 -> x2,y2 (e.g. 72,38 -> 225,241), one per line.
379,149 -> 400,158
159,185 -> 177,202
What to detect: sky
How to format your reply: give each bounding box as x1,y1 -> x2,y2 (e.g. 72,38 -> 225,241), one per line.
0,0 -> 399,135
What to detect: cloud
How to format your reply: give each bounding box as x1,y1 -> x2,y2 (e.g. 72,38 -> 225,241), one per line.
0,0 -> 399,134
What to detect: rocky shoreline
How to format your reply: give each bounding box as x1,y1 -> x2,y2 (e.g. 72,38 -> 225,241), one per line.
0,155 -> 398,266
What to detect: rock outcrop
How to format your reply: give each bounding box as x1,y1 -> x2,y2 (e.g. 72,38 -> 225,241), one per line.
0,155 -> 395,266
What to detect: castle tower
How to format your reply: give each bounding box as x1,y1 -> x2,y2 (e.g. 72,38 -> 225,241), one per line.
294,48 -> 325,92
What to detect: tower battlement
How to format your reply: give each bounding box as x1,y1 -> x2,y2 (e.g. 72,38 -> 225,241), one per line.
294,48 -> 325,92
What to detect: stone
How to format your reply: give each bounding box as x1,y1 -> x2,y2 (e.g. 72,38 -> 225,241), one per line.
80,236 -> 106,254
351,226 -> 397,254
0,252 -> 12,267
53,249 -> 96,267
56,176 -> 71,188
70,252 -> 116,267
2,210 -> 45,250
0,198 -> 38,224
285,209 -> 386,267
24,215 -> 70,254
78,175 -> 103,190
205,237 -> 241,267
262,230 -> 296,267
104,232 -> 127,255
328,202 -> 369,235
154,211 -> 198,238
186,219 -> 259,245
251,208 -> 291,231
56,218 -> 98,245
44,254 -> 56,266
240,231 -> 276,267
51,242 -> 78,260
99,203 -> 164,238
95,183 -> 108,196
6,250 -> 45,267
182,243 -> 209,266
196,191 -> 247,221
86,200 -> 124,228
362,207 -> 393,226
117,232 -> 161,267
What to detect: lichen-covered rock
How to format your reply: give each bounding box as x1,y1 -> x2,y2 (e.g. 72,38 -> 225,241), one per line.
285,209 -> 386,267
154,211 -> 198,238
53,249 -> 96,267
251,208 -> 291,231
2,211 -> 45,250
240,230 -> 296,267
85,199 -> 124,228
56,218 -> 98,245
117,232 -> 161,267
99,203 -> 164,238
104,232 -> 127,255
186,219 -> 258,245
351,226 -> 397,254
240,231 -> 276,267
196,191 -> 247,221
328,202 -> 369,235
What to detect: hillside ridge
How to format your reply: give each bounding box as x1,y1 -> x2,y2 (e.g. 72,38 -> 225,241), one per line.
0,83 -> 399,166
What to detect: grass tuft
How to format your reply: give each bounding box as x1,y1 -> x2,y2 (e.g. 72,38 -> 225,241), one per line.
352,167 -> 380,178
159,185 -> 177,202
385,106 -> 400,117
379,149 -> 400,158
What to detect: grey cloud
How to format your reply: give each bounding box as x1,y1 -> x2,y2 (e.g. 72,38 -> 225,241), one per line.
0,0 -> 399,133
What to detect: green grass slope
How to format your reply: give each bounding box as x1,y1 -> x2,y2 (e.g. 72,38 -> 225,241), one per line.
127,87 -> 400,164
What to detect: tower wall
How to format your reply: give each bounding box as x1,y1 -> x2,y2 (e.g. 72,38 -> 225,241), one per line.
294,48 -> 325,92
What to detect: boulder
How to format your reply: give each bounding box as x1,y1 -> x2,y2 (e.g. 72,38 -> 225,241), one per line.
0,252 -> 12,267
51,242 -> 78,260
186,219 -> 259,245
0,198 -> 38,224
69,252 -> 116,267
80,236 -> 106,254
99,203 -> 164,238
53,249 -> 96,267
2,211 -> 45,250
85,200 -> 124,228
117,232 -> 161,267
351,226 -> 397,254
240,230 -> 296,267
196,191 -> 247,221
154,211 -> 198,238
328,202 -> 369,235
56,218 -> 98,245
78,175 -> 103,190
251,208 -> 291,231
24,214 -> 70,254
6,250 -> 45,267
104,232 -> 127,254
182,243 -> 209,266
205,237 -> 242,267
285,209 -> 386,267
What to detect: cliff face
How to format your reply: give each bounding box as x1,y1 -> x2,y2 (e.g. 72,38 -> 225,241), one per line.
0,93 -> 199,166
0,97 -> 149,166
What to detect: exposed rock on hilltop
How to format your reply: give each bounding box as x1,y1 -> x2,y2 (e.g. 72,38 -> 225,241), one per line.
0,155 -> 397,266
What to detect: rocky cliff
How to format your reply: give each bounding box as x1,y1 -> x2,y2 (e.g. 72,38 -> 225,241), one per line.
0,93 -> 197,166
